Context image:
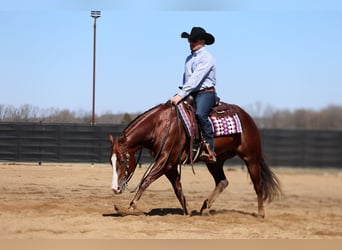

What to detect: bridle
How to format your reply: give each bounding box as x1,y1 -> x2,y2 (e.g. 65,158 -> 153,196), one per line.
114,103 -> 185,194
114,137 -> 135,192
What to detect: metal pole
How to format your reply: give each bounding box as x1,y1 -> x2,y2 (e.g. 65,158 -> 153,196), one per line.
91,17 -> 97,125
90,11 -> 101,125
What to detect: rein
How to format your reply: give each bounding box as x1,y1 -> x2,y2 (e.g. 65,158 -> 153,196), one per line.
175,105 -> 196,175
124,104 -> 181,193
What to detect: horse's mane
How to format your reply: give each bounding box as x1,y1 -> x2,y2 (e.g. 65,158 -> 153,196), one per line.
121,102 -> 169,137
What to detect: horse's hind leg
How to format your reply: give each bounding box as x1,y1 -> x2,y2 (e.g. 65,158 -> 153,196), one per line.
200,160 -> 228,215
245,159 -> 265,218
165,166 -> 191,215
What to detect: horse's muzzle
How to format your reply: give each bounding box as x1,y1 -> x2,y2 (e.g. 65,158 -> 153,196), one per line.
112,180 -> 126,194
112,188 -> 122,194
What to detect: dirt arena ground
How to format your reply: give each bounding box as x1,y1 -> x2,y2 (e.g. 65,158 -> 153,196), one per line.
0,162 -> 341,239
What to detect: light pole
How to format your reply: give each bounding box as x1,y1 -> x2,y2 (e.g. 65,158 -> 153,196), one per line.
90,10 -> 101,125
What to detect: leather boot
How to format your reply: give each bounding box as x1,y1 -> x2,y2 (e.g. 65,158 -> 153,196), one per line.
199,142 -> 217,164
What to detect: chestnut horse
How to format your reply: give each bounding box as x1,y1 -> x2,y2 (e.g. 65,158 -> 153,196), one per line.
109,101 -> 281,217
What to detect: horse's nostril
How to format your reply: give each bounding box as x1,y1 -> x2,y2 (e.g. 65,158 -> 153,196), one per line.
112,188 -> 121,194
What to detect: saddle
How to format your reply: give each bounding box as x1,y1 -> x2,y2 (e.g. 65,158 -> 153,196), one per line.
177,96 -> 242,165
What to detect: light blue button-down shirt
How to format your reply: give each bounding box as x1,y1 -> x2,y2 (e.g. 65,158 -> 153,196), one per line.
178,47 -> 216,98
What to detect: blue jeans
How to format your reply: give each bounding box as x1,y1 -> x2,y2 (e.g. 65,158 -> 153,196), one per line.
193,91 -> 216,151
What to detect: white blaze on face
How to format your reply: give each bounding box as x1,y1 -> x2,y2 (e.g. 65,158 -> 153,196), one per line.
111,154 -> 119,191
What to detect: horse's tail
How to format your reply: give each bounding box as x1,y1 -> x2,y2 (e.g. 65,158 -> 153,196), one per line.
260,157 -> 282,203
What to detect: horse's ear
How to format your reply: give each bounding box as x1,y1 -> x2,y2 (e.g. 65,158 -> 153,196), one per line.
109,134 -> 115,144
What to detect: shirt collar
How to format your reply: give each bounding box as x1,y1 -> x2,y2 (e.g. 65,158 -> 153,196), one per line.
192,46 -> 206,56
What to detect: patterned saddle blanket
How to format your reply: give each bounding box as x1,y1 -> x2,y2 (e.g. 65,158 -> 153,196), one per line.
177,101 -> 243,139
210,113 -> 242,136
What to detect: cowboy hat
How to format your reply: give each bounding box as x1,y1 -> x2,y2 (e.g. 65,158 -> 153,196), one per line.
181,27 -> 215,45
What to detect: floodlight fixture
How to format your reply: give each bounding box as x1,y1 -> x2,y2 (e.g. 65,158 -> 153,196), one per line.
90,10 -> 101,18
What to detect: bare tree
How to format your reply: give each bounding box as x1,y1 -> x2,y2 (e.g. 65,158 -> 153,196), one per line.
0,104 -> 5,120
121,113 -> 132,124
0,103 -> 341,129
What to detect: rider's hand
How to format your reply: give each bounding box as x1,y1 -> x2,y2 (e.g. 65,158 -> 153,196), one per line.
171,94 -> 182,105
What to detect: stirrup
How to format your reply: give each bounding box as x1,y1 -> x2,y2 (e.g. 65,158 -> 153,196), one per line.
199,151 -> 217,163
199,142 -> 217,163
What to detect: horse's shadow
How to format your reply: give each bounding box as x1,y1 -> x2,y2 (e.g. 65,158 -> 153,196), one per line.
146,208 -> 185,216
103,207 -> 258,217
207,209 -> 258,217
102,208 -> 184,217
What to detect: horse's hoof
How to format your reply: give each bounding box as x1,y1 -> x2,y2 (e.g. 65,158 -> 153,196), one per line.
200,208 -> 211,216
114,204 -> 144,216
257,213 -> 265,219
250,211 -> 265,219
257,209 -> 265,218
200,199 -> 210,216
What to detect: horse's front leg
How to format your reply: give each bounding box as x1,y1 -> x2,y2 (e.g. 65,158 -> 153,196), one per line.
114,177 -> 153,216
127,176 -> 153,210
200,161 -> 229,215
125,161 -> 168,213
165,166 -> 191,215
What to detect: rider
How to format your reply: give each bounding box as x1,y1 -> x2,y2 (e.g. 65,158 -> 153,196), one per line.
171,27 -> 217,163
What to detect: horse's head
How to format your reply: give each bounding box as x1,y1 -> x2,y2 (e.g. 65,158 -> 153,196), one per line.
109,134 -> 135,194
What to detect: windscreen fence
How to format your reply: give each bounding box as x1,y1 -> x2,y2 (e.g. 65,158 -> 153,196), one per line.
0,123 -> 341,168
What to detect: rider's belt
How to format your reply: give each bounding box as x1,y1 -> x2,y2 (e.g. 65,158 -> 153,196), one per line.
199,87 -> 215,93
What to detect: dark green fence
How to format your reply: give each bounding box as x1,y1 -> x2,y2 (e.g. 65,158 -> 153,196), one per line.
260,129 -> 342,167
0,123 -> 125,163
0,123 -> 341,168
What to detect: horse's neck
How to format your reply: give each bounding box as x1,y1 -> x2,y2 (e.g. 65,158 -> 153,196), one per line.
124,103 -> 169,150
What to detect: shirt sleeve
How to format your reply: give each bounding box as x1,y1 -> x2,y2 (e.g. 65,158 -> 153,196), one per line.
178,55 -> 214,98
